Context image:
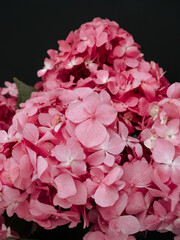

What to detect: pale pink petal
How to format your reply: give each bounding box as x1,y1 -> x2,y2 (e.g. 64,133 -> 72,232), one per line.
53,194 -> 72,209
51,144 -> 71,162
155,164 -> 171,183
126,46 -> 140,58
65,102 -> 90,123
110,215 -> 140,235
96,70 -> 109,84
68,180 -> 87,205
83,92 -> 101,115
94,184 -> 119,207
87,151 -> 105,166
145,215 -> 161,231
113,45 -> 125,57
152,139 -> 175,164
171,156 -> 180,184
2,186 -> 20,203
75,119 -> 107,148
126,192 -> 146,215
103,166 -> 123,186
54,174 -> 77,199
96,32 -> 108,47
37,156 -> 48,179
118,121 -> 128,139
0,130 -> 9,143
98,192 -> 128,221
71,160 -> 87,175
95,104 -> 117,125
23,123 -> 39,143
153,201 -> 167,217
38,113 -> 51,127
108,136 -> 126,154
19,154 -> 33,178
125,58 -> 139,68
29,199 -> 57,220
119,215 -> 140,234
167,82 -> 180,99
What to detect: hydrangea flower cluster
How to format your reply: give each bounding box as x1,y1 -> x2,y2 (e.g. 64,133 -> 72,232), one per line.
0,18 -> 179,240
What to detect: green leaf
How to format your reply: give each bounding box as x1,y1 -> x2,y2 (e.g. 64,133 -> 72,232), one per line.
13,78 -> 38,108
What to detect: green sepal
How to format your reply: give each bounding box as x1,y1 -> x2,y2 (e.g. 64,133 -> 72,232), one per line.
13,77 -> 38,108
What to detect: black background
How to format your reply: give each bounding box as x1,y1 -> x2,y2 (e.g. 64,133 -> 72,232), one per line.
0,0 -> 180,88
0,1 -> 180,239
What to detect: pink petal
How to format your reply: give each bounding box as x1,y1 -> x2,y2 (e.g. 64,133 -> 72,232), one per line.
38,113 -> 51,126
75,119 -> 107,148
65,102 -> 90,123
126,46 -> 140,58
87,151 -> 105,166
37,156 -> 48,179
113,45 -> 125,57
118,121 -> 128,139
167,82 -> 180,99
54,174 -> 77,199
23,123 -> 39,143
53,194 -> 72,209
98,192 -> 128,221
103,166 -> 123,186
2,186 -> 20,203
145,215 -> 161,231
51,144 -> 71,162
83,92 -> 101,115
94,184 -> 119,207
0,130 -> 9,143
153,201 -> 167,217
19,154 -> 33,178
95,103 -> 117,125
152,139 -> 175,164
96,32 -> 108,47
156,164 -> 171,183
68,180 -> 87,205
125,58 -> 139,68
29,199 -> 57,220
126,96 -> 138,107
96,70 -> 109,84
171,156 -> 180,184
108,135 -> 125,154
118,215 -> 140,234
126,192 -> 146,215
58,40 -> 71,52
71,160 -> 87,175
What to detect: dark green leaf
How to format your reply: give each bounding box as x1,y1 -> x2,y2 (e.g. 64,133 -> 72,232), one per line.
13,78 -> 38,108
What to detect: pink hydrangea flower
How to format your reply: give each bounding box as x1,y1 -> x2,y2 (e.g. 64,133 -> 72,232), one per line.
1,17 -> 180,240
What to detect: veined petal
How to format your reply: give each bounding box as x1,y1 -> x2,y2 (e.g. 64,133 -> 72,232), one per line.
65,101 -> 90,123
75,119 -> 107,148
152,139 -> 175,164
95,103 -> 117,125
